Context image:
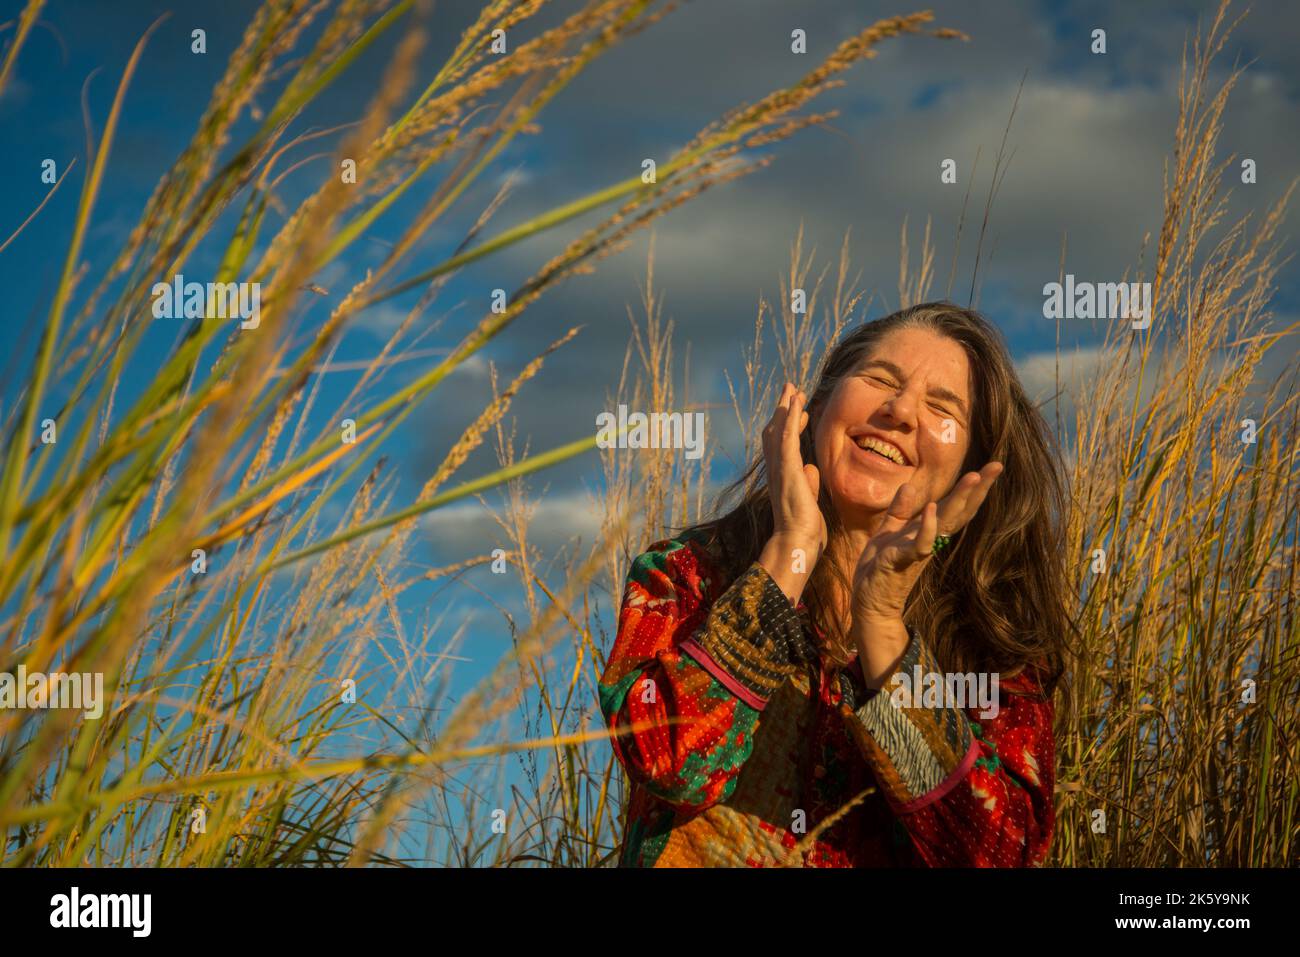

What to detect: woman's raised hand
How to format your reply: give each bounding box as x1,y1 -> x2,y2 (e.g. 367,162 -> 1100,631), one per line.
851,461 -> 1004,625
847,461 -> 1003,686
758,383 -> 826,602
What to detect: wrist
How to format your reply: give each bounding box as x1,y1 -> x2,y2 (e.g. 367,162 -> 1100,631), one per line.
850,614 -> 911,690
768,530 -> 821,554
851,608 -> 906,631
759,533 -> 820,605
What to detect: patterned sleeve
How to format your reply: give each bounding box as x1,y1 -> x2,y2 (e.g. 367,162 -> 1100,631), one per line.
598,537 -> 815,812
840,628 -> 1056,867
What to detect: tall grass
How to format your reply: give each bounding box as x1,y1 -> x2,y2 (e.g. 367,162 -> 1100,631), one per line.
497,0 -> 1298,867
1048,3 -> 1298,866
0,0 -> 964,865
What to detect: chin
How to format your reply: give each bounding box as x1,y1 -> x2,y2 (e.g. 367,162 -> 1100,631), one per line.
830,477 -> 900,518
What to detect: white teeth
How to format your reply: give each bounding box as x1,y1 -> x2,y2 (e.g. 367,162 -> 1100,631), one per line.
855,435 -> 905,465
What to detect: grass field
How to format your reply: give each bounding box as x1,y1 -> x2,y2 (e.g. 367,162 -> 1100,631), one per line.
0,0 -> 1294,866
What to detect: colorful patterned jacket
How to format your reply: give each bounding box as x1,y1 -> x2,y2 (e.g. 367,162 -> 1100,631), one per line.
598,532 -> 1056,867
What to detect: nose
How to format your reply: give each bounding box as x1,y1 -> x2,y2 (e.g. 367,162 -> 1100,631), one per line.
877,383 -> 919,428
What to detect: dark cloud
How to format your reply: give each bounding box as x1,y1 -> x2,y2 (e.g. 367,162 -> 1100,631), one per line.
394,1 -> 1297,534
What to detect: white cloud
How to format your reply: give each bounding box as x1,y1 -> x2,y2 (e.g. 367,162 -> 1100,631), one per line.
420,487 -> 606,557
1016,344 -> 1107,402
355,303 -> 411,339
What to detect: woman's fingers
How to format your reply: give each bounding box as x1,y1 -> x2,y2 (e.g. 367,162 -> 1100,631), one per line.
935,460 -> 1003,533
803,462 -> 821,504
935,471 -> 980,523
914,501 -> 939,557
960,461 -> 1003,518
766,385 -> 824,544
763,383 -> 795,465
781,388 -> 813,484
880,481 -> 920,533
956,462 -> 1002,523
874,463 -> 999,568
783,388 -> 805,454
765,384 -> 818,518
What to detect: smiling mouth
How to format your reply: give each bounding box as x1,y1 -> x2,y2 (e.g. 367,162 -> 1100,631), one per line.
853,434 -> 908,466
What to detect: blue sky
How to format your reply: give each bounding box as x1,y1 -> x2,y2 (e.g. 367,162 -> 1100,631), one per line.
2,0 -> 1297,858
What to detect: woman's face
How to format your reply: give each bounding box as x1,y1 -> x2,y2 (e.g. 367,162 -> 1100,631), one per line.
813,326 -> 974,528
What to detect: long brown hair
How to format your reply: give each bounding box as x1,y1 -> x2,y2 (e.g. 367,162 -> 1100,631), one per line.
687,301 -> 1073,702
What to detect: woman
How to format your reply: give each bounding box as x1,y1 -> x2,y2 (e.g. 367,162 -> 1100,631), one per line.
598,301 -> 1072,867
